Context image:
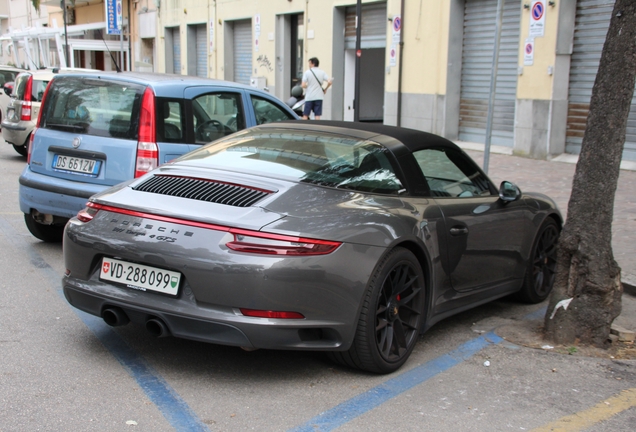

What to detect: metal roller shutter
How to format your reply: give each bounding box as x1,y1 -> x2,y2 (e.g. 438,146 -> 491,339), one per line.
459,0 -> 520,147
233,20 -> 252,86
344,2 -> 387,49
566,0 -> 636,160
196,24 -> 207,78
172,27 -> 181,75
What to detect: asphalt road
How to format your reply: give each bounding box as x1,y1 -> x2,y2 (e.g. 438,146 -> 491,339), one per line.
0,139 -> 634,431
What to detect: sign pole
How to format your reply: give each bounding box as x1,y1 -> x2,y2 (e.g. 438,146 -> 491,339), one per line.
396,0 -> 404,127
353,0 -> 362,122
61,0 -> 69,67
483,0 -> 504,174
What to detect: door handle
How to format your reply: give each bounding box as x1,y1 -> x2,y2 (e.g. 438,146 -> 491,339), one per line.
450,226 -> 469,236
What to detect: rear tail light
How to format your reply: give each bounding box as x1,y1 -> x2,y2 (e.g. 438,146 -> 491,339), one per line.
26,127 -> 36,164
226,229 -> 341,256
135,87 -> 158,178
76,202 -> 103,222
20,75 -> 33,121
27,80 -> 52,165
21,101 -> 32,121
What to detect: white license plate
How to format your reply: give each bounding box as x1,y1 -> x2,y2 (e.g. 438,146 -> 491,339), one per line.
100,257 -> 181,296
7,107 -> 15,120
53,154 -> 101,176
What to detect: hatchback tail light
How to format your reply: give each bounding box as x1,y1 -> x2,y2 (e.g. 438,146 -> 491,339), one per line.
27,80 -> 52,165
26,128 -> 36,165
135,87 -> 158,178
21,75 -> 33,121
21,101 -> 32,121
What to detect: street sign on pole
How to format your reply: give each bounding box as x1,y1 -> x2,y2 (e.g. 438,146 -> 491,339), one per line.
105,0 -> 120,35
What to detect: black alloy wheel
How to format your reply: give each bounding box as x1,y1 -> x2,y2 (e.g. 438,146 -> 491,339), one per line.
374,256 -> 423,363
329,248 -> 425,374
518,218 -> 560,303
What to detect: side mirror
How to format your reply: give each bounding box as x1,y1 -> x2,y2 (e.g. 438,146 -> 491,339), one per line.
499,181 -> 522,202
3,82 -> 13,97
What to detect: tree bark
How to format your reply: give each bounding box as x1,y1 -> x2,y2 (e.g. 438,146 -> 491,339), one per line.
544,0 -> 636,346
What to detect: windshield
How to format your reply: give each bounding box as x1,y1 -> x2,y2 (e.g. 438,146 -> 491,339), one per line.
178,129 -> 404,194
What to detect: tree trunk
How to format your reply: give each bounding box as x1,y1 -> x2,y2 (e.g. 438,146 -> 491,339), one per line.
544,0 -> 636,346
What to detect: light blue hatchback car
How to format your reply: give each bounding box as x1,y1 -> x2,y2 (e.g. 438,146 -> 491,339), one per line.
19,72 -> 298,241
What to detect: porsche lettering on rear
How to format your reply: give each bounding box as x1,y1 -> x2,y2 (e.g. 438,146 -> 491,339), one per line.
108,218 -> 194,240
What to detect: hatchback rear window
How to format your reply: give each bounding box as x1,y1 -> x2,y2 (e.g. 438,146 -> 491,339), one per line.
41,76 -> 145,140
180,128 -> 403,194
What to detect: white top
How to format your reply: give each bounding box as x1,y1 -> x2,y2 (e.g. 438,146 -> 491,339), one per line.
302,67 -> 330,101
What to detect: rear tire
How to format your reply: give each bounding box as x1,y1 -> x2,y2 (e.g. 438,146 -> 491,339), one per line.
24,213 -> 66,243
13,143 -> 27,157
516,218 -> 560,303
329,248 -> 425,374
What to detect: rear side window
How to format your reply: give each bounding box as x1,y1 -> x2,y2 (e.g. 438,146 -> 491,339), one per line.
413,148 -> 492,197
0,70 -> 17,86
41,76 -> 145,140
156,99 -> 185,143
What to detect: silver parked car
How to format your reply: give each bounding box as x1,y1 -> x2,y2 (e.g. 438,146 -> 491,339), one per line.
63,121 -> 562,374
0,64 -> 24,133
2,68 -> 98,156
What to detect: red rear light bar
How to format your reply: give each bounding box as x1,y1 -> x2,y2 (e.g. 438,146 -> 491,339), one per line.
77,202 -> 342,256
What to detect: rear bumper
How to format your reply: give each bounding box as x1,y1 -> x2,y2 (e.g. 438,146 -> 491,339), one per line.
19,165 -> 106,218
63,282 -> 350,351
2,120 -> 29,145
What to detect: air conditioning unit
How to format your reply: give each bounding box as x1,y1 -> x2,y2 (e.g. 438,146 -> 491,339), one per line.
250,76 -> 267,90
65,8 -> 75,25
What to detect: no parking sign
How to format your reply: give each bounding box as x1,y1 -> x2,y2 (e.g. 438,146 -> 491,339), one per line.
529,0 -> 546,37
524,38 -> 534,66
392,15 -> 401,45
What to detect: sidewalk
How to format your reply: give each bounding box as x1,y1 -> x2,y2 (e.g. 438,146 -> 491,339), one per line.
456,141 -> 636,292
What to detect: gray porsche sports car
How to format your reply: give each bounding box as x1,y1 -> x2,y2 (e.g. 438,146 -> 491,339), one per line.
63,121 -> 561,374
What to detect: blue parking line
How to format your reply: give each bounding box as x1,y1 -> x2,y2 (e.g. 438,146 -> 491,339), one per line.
4,222 -> 210,432
289,332 -> 503,432
77,310 -> 209,432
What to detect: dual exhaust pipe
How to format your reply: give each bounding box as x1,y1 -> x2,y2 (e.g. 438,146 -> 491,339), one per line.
102,307 -> 169,338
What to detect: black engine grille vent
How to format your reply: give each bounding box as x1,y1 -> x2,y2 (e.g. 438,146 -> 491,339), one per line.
133,175 -> 272,207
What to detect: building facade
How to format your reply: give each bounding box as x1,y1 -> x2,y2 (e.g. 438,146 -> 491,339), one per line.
4,1 -> 632,162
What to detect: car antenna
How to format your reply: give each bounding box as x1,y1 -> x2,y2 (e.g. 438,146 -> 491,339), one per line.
97,29 -> 121,72
22,46 -> 40,70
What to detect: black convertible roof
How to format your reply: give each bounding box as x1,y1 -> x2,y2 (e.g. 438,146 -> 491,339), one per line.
264,120 -> 460,154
